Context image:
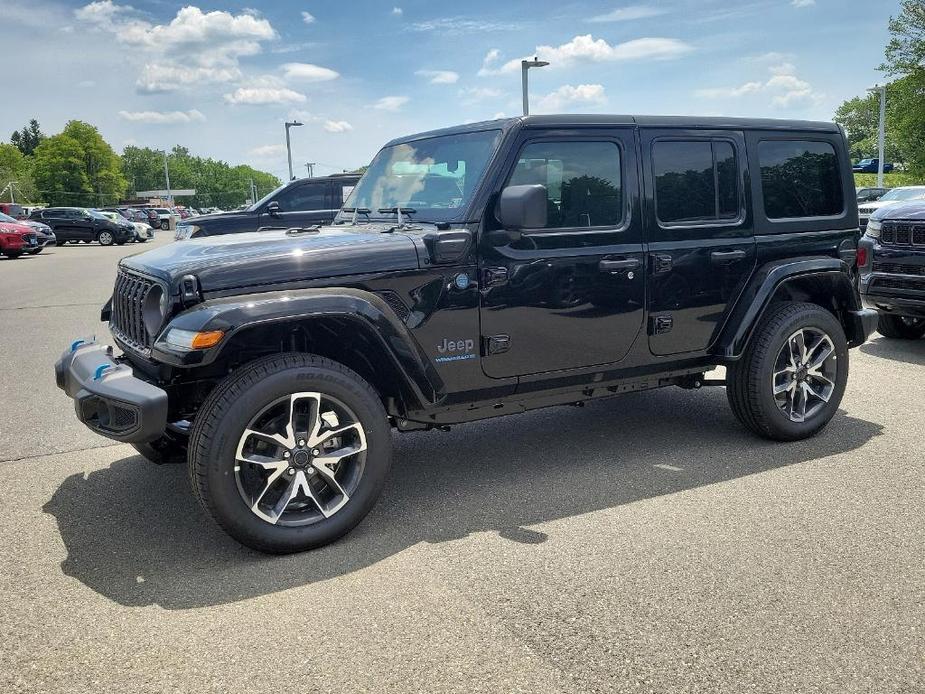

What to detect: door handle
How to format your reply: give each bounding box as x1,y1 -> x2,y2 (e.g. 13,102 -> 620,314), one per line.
710,249 -> 747,265
599,258 -> 640,273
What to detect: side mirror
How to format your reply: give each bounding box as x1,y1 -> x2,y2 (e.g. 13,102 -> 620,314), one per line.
497,184 -> 547,230
266,201 -> 281,217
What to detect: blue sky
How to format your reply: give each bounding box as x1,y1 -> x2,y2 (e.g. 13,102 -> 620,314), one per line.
2,0 -> 899,180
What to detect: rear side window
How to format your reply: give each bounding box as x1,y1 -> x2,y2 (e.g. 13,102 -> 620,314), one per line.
653,140 -> 740,224
508,141 -> 622,229
276,183 -> 328,211
758,140 -> 843,219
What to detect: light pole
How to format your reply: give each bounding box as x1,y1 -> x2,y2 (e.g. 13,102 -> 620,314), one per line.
521,57 -> 549,116
285,121 -> 303,180
867,85 -> 887,188
305,162 -> 315,178
155,149 -> 173,206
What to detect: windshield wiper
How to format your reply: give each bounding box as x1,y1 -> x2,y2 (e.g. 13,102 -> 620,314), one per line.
343,207 -> 371,225
377,206 -> 417,229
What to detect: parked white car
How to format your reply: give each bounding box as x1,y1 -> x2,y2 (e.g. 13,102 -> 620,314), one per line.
858,186 -> 925,230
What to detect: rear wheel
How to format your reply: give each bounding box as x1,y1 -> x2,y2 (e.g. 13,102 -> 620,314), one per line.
188,353 -> 391,553
727,302 -> 848,441
877,314 -> 925,340
160,220 -> 169,230
98,231 -> 114,246
28,247 -> 42,255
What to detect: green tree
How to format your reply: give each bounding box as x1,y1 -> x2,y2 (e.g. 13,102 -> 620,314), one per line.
833,89 -> 905,163
10,119 -> 45,156
32,135 -> 92,207
60,120 -> 126,205
0,143 -> 39,203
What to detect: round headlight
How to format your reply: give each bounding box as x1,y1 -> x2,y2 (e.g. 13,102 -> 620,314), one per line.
143,284 -> 168,335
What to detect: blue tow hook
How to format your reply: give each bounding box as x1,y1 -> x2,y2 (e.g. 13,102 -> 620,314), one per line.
70,339 -> 87,353
93,364 -> 114,381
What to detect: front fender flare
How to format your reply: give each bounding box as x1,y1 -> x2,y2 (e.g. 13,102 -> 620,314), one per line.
152,287 -> 443,404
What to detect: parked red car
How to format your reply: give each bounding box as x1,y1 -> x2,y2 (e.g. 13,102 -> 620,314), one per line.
0,218 -> 37,259
0,202 -> 25,219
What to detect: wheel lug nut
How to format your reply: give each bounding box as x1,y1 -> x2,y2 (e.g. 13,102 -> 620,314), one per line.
307,467 -> 315,475
283,451 -> 290,458
298,439 -> 306,447
288,468 -> 295,475
312,449 -> 320,456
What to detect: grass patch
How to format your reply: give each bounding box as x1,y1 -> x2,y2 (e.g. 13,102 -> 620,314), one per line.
854,172 -> 923,188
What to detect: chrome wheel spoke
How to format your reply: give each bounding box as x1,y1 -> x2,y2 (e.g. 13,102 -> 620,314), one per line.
774,378 -> 795,395
774,326 -> 837,424
250,466 -> 290,522
309,422 -> 366,449
803,379 -> 830,403
806,336 -> 834,371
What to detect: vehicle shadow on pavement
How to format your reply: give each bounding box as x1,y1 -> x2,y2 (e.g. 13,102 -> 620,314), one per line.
43,388 -> 882,609
859,336 -> 925,365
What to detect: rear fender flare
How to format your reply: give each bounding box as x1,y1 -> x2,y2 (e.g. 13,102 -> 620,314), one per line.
716,257 -> 863,359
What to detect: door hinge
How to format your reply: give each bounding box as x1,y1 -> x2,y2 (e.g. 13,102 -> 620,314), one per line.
651,253 -> 673,275
481,267 -> 509,288
483,334 -> 511,355
650,314 -> 673,335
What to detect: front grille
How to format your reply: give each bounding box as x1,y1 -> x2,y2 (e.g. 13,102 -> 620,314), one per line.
880,221 -> 925,246
872,262 -> 925,276
23,233 -> 36,245
110,269 -> 158,353
871,277 -> 925,293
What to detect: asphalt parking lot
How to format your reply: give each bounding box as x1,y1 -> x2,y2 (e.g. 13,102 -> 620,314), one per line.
1,234 -> 922,694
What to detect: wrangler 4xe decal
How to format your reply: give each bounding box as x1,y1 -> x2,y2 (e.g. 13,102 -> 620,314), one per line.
435,337 -> 476,363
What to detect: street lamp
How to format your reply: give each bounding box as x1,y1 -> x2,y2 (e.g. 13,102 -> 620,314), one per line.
156,149 -> 172,206
521,57 -> 550,116
284,121 -> 303,180
867,85 -> 887,188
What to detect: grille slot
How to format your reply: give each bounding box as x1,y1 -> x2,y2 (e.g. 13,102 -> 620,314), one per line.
872,277 -> 925,293
110,269 -> 159,354
880,221 -> 925,246
872,262 -> 925,276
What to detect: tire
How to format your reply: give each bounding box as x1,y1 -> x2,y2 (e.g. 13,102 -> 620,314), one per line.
3,251 -> 22,259
188,353 -> 391,554
28,247 -> 42,255
160,220 -> 169,230
726,302 -> 848,441
132,434 -> 187,465
98,231 -> 114,246
876,314 -> 925,340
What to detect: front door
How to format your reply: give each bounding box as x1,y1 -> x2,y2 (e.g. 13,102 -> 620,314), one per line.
258,181 -> 333,229
640,130 -> 756,355
479,129 -> 645,379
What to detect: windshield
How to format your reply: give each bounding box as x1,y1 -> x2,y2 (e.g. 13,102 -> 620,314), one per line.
87,210 -> 109,220
344,129 -> 502,222
248,182 -> 289,212
881,187 -> 925,201
0,212 -> 17,224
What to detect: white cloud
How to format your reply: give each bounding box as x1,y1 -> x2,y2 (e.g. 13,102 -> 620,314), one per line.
478,48 -> 502,76
373,95 -> 409,111
695,63 -> 820,108
791,0 -> 815,7
459,86 -> 503,104
301,11 -> 315,24
248,144 -> 287,157
118,109 -> 206,124
588,5 -> 667,23
281,62 -> 339,82
75,2 -> 278,92
224,86 -> 307,105
492,112 -> 506,119
323,120 -> 353,133
409,17 -> 519,34
416,69 -> 459,84
483,34 -> 693,74
136,63 -> 242,93
536,84 -> 607,111
392,6 -> 403,16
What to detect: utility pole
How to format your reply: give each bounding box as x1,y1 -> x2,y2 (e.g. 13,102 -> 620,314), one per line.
161,150 -> 173,205
875,85 -> 886,189
521,57 -> 550,116
305,162 -> 315,178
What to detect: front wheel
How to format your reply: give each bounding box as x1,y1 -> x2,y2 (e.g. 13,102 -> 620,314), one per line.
160,220 -> 169,230
188,353 -> 391,554
877,314 -> 925,340
727,302 -> 848,441
97,231 -> 114,246
28,247 -> 42,255
3,251 -> 22,259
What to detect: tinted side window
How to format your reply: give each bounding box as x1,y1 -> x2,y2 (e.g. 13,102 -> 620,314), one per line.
653,140 -> 740,224
759,140 -> 843,219
508,141 -> 622,229
275,183 -> 328,211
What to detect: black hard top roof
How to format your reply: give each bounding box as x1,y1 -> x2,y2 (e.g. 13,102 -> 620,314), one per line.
386,114 -> 840,146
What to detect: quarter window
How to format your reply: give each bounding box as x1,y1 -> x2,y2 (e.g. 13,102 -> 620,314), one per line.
508,141 -> 622,229
758,140 -> 843,219
274,183 -> 328,211
653,140 -> 740,224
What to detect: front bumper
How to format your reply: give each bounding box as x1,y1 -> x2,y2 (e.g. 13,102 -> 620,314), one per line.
55,340 -> 168,443
848,308 -> 879,345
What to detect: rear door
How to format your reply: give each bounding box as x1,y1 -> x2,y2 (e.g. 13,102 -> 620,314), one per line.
45,209 -> 73,241
478,128 -> 645,378
641,129 -> 756,355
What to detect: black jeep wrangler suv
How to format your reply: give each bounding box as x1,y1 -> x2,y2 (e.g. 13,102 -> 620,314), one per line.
56,115 -> 877,553
858,202 -> 925,339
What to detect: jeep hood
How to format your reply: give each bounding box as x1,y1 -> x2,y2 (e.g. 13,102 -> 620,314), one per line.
870,200 -> 925,221
120,226 -> 421,293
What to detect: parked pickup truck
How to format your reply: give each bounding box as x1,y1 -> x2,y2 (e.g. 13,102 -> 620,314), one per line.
853,158 -> 894,173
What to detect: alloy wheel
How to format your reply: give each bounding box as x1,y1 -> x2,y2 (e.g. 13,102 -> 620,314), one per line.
772,327 -> 837,423
98,231 -> 113,245
234,392 -> 367,526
